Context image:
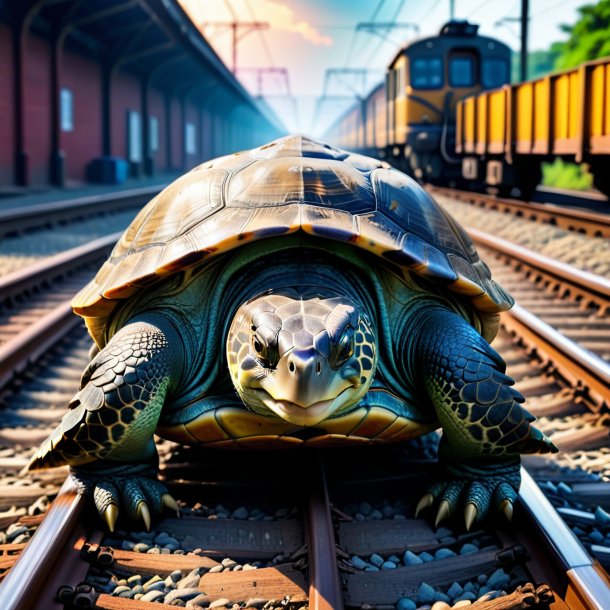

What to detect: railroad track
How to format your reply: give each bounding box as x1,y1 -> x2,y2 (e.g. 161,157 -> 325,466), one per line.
468,227 -> 610,379
1,292 -> 610,607
0,185 -> 167,279
1,186 -> 610,607
2,443 -> 610,609
0,235 -> 122,389
428,186 -> 610,239
0,186 -> 162,239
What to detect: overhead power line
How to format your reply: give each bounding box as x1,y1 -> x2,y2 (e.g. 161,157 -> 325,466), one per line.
344,0 -> 386,66
200,21 -> 269,74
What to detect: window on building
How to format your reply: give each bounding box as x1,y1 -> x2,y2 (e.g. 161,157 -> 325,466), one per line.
127,110 -> 142,163
411,57 -> 443,89
60,87 -> 74,132
449,53 -> 476,87
149,117 -> 159,154
482,58 -> 509,88
185,122 -> 196,155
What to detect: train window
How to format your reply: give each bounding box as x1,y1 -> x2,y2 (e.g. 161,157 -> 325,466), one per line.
449,53 -> 476,87
482,58 -> 509,88
411,57 -> 443,89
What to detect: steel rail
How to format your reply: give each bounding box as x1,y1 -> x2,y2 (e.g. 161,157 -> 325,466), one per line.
504,303 -> 610,406
0,232 -> 121,304
0,185 -> 163,237
468,227 -> 610,301
0,300 -> 81,389
0,477 -> 86,610
519,469 -> 610,609
307,458 -> 344,610
429,185 -> 610,238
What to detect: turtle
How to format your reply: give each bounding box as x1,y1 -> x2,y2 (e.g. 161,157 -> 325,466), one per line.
29,135 -> 557,532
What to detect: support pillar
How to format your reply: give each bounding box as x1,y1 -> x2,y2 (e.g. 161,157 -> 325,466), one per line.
11,2 -> 45,186
50,33 -> 65,186
141,77 -> 152,176
101,63 -> 112,156
164,93 -> 172,171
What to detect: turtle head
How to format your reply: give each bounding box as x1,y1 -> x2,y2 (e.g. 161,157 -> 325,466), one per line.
227,289 -> 377,426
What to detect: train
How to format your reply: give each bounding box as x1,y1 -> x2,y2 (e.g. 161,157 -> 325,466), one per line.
325,20 -> 610,200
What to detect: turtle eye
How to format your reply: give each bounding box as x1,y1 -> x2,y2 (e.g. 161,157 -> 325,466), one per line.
252,332 -> 278,368
331,328 -> 354,369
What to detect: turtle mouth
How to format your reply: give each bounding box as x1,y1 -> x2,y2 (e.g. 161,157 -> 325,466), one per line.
255,388 -> 354,426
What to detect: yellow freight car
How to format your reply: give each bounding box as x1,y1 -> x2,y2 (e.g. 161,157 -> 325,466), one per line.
457,57 -> 610,198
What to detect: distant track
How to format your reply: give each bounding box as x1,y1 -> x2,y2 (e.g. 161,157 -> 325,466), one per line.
0,185 -> 162,238
0,233 -> 120,388
428,186 -> 610,238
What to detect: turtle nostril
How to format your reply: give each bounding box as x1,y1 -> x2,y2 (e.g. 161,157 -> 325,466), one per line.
316,361 -> 321,374
289,361 -> 296,373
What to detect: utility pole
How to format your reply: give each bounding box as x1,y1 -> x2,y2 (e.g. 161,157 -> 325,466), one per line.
450,0 -> 455,20
520,0 -> 529,81
201,21 -> 269,74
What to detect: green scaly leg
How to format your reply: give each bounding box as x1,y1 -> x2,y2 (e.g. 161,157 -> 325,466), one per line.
29,315 -> 183,531
408,307 -> 557,530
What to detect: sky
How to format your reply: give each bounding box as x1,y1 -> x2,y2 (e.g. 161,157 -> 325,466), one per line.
178,0 -> 586,136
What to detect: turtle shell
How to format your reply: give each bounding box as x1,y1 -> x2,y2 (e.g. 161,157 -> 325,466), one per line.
74,135 -> 512,347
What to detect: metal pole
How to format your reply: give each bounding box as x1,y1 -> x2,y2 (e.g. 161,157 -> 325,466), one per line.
520,0 -> 529,81
450,0 -> 455,20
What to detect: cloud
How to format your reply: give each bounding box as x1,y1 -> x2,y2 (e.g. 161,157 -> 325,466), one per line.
262,1 -> 333,46
180,0 -> 332,46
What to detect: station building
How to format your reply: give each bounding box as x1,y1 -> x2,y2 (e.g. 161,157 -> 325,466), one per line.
0,0 -> 282,190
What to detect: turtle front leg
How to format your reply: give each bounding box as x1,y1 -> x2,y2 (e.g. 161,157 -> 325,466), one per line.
29,315 -> 183,531
408,307 -> 557,530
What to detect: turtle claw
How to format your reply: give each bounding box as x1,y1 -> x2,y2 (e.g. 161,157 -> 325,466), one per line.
72,461 -> 170,530
464,503 -> 477,531
137,501 -> 151,531
435,500 -> 451,527
162,494 -> 180,518
104,504 -> 119,533
415,493 -> 434,518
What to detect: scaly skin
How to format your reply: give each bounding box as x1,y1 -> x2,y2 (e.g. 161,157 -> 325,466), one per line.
409,307 -> 557,528
29,315 -> 183,530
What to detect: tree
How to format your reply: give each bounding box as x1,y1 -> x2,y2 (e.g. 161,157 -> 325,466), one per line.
511,49 -> 560,82
551,0 -> 610,70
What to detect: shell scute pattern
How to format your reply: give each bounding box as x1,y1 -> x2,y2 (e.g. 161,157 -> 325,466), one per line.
227,157 -> 377,214
72,135 -> 513,348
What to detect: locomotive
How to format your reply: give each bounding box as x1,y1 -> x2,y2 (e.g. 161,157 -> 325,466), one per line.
326,21 -> 511,183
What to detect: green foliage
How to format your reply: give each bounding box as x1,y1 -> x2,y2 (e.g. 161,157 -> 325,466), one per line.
511,49 -> 560,82
551,0 -> 610,70
542,159 -> 593,190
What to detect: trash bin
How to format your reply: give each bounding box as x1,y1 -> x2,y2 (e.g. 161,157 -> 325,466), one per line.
86,157 -> 128,184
